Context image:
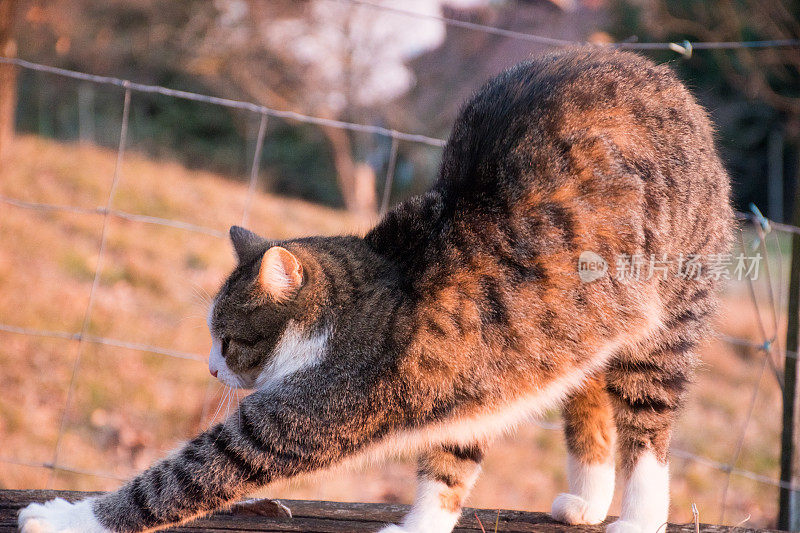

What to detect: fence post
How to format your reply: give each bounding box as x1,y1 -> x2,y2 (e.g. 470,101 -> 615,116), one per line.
78,82 -> 95,144
768,130 -> 784,223
0,0 -> 18,161
780,177 -> 800,530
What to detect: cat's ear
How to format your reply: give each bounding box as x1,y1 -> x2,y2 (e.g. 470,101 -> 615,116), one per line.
229,226 -> 264,263
259,246 -> 304,302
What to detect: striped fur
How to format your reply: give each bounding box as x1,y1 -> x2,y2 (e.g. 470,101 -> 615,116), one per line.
19,48 -> 732,533
377,445 -> 483,533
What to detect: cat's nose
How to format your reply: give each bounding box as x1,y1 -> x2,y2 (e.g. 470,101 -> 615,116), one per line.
210,369 -> 218,378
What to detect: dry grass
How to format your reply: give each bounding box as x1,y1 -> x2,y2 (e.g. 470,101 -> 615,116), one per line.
0,135 -> 786,528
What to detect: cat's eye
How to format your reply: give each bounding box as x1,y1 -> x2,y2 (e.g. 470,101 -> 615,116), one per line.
221,337 -> 230,358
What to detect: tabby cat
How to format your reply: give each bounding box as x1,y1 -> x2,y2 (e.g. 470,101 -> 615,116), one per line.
19,47 -> 732,533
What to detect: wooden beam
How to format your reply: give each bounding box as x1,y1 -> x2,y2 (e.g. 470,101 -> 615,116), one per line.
0,490 -> 784,532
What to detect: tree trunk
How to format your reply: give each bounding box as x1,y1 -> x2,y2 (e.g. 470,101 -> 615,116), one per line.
0,0 -> 19,162
225,67 -> 377,217
320,123 -> 376,217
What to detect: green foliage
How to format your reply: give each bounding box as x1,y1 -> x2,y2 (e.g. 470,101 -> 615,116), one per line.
15,68 -> 341,205
126,81 -> 248,177
263,122 -> 344,207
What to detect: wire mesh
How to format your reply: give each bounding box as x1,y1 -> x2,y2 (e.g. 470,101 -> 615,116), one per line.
0,54 -> 798,506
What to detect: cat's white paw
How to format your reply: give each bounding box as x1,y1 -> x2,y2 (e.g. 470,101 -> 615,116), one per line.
18,498 -> 111,533
377,526 -> 408,533
551,492 -> 608,525
553,455 -> 614,525
606,518 -> 668,533
606,519 -> 645,533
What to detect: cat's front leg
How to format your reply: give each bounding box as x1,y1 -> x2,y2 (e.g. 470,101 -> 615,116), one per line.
379,443 -> 483,533
18,497 -> 110,533
18,372 -> 403,533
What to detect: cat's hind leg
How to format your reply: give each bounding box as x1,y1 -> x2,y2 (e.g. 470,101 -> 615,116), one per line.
379,443 -> 483,533
604,319 -> 699,533
551,373 -> 616,525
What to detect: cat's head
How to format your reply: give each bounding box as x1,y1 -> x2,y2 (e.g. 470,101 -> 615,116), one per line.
206,226 -> 329,389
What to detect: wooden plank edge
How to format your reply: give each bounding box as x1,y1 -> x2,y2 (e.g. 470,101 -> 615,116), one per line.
0,489 -> 786,533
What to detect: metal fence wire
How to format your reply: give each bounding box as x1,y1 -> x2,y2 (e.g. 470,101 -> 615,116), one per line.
1,20 -> 800,521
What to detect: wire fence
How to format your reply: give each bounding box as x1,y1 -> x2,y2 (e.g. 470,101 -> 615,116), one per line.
335,0 -> 800,52
1,31 -> 799,523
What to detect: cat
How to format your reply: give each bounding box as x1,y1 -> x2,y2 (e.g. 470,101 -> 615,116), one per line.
19,47 -> 732,533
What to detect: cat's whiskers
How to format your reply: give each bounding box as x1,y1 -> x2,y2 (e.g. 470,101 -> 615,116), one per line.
208,385 -> 231,428
190,284 -> 213,307
235,389 -> 242,427
179,312 -> 209,319
190,299 -> 211,317
224,387 -> 233,420
190,285 -> 215,329
226,386 -> 235,416
177,313 -> 209,326
209,386 -> 226,426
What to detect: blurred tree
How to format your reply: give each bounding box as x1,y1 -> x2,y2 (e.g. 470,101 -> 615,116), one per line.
12,0 -> 445,215
13,0 -> 253,174
182,0 -> 444,216
0,0 -> 20,161
609,0 -> 800,219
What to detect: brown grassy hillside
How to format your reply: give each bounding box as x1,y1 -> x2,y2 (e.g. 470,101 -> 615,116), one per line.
0,135 -> 786,528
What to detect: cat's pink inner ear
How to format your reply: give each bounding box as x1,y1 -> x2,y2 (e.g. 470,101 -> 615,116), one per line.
259,246 -> 303,302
